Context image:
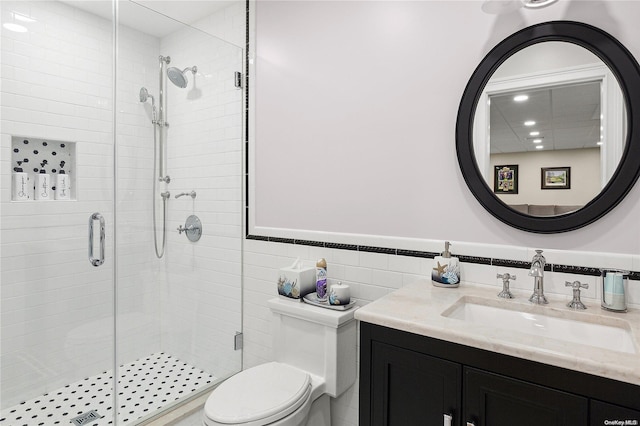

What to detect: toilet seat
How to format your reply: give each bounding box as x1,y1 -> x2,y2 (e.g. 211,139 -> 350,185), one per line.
204,362 -> 312,426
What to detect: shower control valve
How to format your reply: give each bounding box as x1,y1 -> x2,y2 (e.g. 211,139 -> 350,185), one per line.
159,175 -> 171,184
178,215 -> 202,242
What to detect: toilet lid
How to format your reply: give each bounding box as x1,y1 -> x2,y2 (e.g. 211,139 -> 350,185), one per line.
205,362 -> 311,425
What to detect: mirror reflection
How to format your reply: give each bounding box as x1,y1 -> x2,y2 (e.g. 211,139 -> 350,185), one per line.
472,42 -> 627,217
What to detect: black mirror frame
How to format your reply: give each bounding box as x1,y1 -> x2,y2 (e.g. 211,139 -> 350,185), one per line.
456,21 -> 640,233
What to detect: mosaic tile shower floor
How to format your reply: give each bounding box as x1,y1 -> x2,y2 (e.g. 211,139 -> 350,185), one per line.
0,353 -> 214,426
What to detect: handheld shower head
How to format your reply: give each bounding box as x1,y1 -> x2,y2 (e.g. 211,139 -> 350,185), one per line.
139,87 -> 155,104
167,66 -> 198,88
139,87 -> 156,120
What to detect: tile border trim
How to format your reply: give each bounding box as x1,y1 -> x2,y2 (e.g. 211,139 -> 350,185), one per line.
245,234 -> 640,280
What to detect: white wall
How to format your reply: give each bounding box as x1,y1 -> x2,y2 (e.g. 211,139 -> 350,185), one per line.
492,41 -> 602,78
492,148 -> 600,206
251,0 -> 640,255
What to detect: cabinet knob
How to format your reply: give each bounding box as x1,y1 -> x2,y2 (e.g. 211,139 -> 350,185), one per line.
443,414 -> 452,426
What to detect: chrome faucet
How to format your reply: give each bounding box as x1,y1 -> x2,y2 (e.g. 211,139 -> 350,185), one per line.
528,249 -> 548,304
175,191 -> 196,199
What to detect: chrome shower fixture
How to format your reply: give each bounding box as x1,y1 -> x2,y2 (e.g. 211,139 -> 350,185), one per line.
167,65 -> 198,88
139,87 -> 156,120
139,87 -> 154,105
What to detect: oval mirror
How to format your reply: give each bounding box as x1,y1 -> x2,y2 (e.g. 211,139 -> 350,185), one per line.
456,21 -> 640,233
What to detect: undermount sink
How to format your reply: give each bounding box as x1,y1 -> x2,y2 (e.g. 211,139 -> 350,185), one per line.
442,296 -> 637,354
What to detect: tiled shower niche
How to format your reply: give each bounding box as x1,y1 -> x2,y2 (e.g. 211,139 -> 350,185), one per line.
11,136 -> 76,201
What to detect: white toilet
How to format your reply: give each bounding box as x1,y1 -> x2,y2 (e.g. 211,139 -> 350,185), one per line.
203,297 -> 357,426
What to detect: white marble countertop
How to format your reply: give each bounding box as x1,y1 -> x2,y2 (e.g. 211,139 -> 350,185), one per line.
354,279 -> 640,386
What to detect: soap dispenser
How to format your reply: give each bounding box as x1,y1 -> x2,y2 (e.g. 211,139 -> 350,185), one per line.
34,169 -> 51,200
431,241 -> 460,288
55,170 -> 70,200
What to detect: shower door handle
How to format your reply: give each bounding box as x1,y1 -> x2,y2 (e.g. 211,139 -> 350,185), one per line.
89,212 -> 105,267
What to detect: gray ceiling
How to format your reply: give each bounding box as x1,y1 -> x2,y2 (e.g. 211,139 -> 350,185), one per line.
489,81 -> 601,154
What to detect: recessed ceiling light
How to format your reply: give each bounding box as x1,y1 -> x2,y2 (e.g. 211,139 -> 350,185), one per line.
529,131 -> 540,136
3,22 -> 27,32
533,139 -> 542,143
535,145 -> 544,149
524,120 -> 536,126
13,13 -> 36,23
514,94 -> 529,102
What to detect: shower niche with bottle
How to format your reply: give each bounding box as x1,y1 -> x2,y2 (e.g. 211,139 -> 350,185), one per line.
10,136 -> 75,201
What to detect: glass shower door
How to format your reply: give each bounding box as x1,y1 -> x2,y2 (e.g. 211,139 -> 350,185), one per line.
114,1 -> 244,424
0,1 -> 117,425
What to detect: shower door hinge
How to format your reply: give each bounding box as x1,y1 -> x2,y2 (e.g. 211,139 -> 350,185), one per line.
234,332 -> 244,350
234,71 -> 242,89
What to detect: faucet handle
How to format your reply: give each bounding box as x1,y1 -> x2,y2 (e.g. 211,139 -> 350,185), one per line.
497,273 -> 516,281
565,280 -> 588,290
497,273 -> 516,299
565,281 -> 588,310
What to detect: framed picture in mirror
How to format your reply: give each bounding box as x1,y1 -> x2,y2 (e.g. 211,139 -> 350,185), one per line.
494,165 -> 518,194
541,167 -> 571,189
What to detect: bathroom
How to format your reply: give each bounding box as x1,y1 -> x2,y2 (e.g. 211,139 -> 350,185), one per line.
2,0 -> 640,425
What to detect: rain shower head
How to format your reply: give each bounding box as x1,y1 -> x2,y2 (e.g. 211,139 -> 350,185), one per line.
167,66 -> 197,88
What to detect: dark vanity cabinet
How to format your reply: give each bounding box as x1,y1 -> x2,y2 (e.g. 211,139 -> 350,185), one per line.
370,341 -> 461,425
464,368 -> 586,426
360,322 -> 640,426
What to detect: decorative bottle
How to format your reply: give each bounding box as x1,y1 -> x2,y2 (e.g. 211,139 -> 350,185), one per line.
34,169 -> 51,200
316,258 -> 328,301
12,167 -> 30,201
55,170 -> 70,200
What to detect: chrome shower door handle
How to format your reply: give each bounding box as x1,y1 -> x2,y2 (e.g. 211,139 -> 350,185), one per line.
88,212 -> 105,267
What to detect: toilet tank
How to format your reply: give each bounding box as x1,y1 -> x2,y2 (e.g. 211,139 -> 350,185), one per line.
267,298 -> 357,398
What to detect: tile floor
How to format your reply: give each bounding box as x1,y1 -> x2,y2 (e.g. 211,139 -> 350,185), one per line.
0,353 -> 214,426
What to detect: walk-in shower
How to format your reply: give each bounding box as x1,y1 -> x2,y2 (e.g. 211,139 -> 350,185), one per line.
1,1 -> 243,425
